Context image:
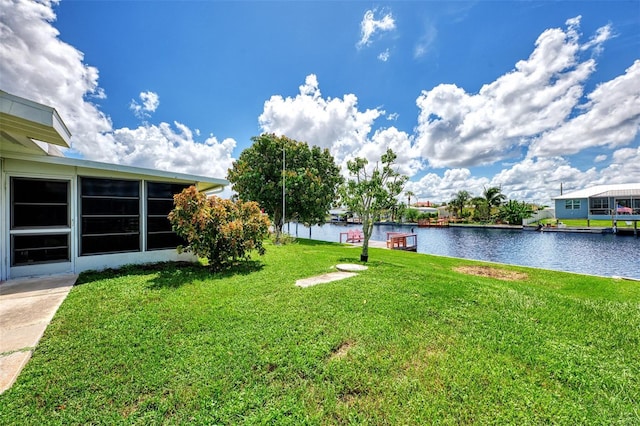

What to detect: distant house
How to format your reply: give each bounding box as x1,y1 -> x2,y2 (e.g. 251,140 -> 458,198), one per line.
1,91 -> 228,281
553,183 -> 640,222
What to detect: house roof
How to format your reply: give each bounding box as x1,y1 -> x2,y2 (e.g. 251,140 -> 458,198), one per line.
1,91 -> 228,193
0,90 -> 71,153
4,152 -> 228,193
553,183 -> 640,200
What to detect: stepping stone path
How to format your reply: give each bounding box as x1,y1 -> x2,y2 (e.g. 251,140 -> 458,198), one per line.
295,264 -> 368,288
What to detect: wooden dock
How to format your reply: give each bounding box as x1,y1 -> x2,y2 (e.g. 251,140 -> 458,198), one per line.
385,232 -> 418,252
340,232 -> 418,251
417,218 -> 449,227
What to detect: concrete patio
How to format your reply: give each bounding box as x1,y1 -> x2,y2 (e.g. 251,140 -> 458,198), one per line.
0,274 -> 77,393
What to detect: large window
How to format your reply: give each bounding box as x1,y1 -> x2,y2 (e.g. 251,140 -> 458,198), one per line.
590,198 -> 609,215
10,178 -> 70,266
565,199 -> 581,210
80,177 -> 140,255
146,182 -> 190,250
11,178 -> 69,228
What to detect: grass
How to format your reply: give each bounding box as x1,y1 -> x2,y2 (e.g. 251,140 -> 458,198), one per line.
540,218 -> 635,228
1,240 -> 639,424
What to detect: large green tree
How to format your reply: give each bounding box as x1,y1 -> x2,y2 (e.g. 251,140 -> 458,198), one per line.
498,200 -> 534,224
227,134 -> 342,240
481,186 -> 507,221
450,190 -> 471,219
340,149 -> 407,262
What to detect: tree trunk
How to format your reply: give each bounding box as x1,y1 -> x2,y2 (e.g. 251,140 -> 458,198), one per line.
360,215 -> 374,262
273,209 -> 283,243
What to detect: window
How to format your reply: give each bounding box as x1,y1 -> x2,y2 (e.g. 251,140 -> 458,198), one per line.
12,234 -> 70,265
590,198 -> 608,209
589,197 -> 609,215
11,178 -> 69,228
10,178 -> 70,265
80,177 -> 140,255
565,199 -> 581,210
146,182 -> 191,250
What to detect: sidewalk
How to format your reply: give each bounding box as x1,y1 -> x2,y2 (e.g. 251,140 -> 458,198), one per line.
0,274 -> 77,393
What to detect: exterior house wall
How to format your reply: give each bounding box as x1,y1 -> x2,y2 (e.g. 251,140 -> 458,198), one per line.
1,91 -> 227,282
554,198 -> 589,219
1,157 -> 199,281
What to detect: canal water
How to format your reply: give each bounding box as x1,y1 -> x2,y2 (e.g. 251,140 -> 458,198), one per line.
289,223 -> 640,280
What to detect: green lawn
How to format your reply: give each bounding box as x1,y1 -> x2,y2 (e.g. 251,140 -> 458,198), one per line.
1,240 -> 639,424
541,218 -> 636,228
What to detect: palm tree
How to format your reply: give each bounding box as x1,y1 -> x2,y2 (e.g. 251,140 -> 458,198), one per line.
482,186 -> 506,222
406,191 -> 415,207
450,190 -> 471,219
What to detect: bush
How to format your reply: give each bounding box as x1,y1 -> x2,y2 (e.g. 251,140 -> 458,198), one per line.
169,186 -> 271,269
404,208 -> 420,223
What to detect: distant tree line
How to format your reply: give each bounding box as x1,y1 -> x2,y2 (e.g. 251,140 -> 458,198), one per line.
449,187 -> 535,224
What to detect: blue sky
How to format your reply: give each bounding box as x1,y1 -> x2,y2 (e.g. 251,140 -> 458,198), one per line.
1,0 -> 638,204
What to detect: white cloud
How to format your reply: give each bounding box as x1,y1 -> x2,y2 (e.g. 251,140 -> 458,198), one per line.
259,74 -> 381,163
529,60 -> 640,158
259,75 -> 422,176
404,168 -> 490,204
357,9 -> 395,48
378,49 -> 390,62
107,122 -> 235,178
489,157 -> 597,203
581,23 -> 613,55
130,90 -> 159,119
387,112 -> 399,121
0,0 -> 235,179
0,0 -> 112,137
414,17 -> 618,168
414,24 -> 437,59
594,154 -> 607,163
598,146 -> 640,183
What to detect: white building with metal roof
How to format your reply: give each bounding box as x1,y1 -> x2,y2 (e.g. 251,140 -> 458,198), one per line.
1,91 -> 228,281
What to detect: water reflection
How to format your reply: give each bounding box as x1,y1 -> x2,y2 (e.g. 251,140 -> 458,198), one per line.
292,223 -> 640,279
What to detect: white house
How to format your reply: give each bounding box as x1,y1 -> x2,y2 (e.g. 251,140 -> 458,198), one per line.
0,91 -> 228,281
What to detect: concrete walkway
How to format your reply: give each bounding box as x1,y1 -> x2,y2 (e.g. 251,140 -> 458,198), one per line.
295,264 -> 368,288
0,274 -> 77,393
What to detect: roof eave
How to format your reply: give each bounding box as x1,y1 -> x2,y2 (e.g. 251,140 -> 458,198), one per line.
0,90 -> 72,148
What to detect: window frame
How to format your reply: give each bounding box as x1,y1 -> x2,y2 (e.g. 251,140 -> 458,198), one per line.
145,181 -> 191,251
9,177 -> 71,266
79,176 -> 141,256
565,199 -> 581,210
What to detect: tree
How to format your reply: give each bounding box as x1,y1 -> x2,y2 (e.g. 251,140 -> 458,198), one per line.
498,200 -> 534,224
404,208 -> 420,223
169,186 -> 271,269
470,196 -> 487,222
406,191 -> 415,207
481,186 -> 506,221
227,134 -> 342,241
450,190 -> 471,219
340,149 -> 407,262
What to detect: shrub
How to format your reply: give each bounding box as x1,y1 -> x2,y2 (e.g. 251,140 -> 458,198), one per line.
169,186 -> 271,269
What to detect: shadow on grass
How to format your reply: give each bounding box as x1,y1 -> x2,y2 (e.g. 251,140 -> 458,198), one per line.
75,260 -> 264,290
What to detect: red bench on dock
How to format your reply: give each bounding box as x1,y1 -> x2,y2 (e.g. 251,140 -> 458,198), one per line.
340,229 -> 364,243
386,232 -> 417,251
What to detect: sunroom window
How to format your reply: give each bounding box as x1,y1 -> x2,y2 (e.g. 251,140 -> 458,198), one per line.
10,178 -> 70,266
146,182 -> 190,250
80,177 -> 140,255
